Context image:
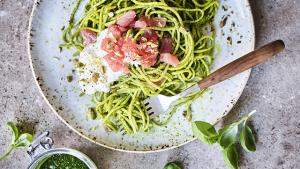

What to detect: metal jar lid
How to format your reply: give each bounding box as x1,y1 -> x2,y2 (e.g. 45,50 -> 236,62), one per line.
27,132 -> 98,169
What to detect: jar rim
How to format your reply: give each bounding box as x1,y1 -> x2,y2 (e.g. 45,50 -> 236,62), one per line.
27,148 -> 98,169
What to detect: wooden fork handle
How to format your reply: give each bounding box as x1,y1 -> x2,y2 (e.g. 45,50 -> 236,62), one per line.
198,40 -> 285,89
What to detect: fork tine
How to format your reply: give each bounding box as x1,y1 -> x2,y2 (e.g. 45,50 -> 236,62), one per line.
144,97 -> 168,115
143,99 -> 155,115
146,106 -> 152,111
148,112 -> 154,116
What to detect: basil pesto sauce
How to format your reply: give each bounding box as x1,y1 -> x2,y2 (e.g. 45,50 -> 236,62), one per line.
37,154 -> 89,169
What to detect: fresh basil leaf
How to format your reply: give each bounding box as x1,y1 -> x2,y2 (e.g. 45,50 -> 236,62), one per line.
192,121 -> 218,144
218,125 -> 238,149
218,125 -> 229,136
7,122 -> 19,143
222,144 -> 239,169
192,121 -> 218,137
13,133 -> 33,149
193,131 -> 218,145
240,125 -> 256,152
163,162 -> 181,169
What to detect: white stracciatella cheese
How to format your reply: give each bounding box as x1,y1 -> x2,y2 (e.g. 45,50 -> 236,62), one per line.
78,29 -> 124,94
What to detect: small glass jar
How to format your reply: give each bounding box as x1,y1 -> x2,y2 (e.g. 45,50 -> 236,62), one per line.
27,132 -> 97,169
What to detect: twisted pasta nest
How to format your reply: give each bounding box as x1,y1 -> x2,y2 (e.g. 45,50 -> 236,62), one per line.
61,0 -> 219,134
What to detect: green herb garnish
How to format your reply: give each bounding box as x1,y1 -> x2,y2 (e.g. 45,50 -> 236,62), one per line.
163,162 -> 182,169
86,107 -> 97,120
240,124 -> 256,152
79,92 -> 85,97
222,144 -> 239,169
192,121 -> 218,144
67,75 -> 73,82
0,122 -> 33,160
192,110 -> 257,169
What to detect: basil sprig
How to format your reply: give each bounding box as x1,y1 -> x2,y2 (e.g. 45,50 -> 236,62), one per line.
0,122 -> 33,160
192,110 -> 257,169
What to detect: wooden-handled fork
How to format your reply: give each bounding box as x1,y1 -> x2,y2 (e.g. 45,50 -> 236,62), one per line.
144,40 -> 285,114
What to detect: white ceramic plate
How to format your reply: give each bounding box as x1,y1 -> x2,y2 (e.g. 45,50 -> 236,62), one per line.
28,0 -> 255,152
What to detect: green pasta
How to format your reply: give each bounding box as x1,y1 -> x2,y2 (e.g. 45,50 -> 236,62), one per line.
61,0 -> 219,134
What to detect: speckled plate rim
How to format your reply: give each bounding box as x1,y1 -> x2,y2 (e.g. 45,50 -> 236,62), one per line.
27,0 -> 255,153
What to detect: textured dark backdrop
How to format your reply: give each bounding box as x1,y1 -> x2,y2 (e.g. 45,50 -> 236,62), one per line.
0,0 -> 299,168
